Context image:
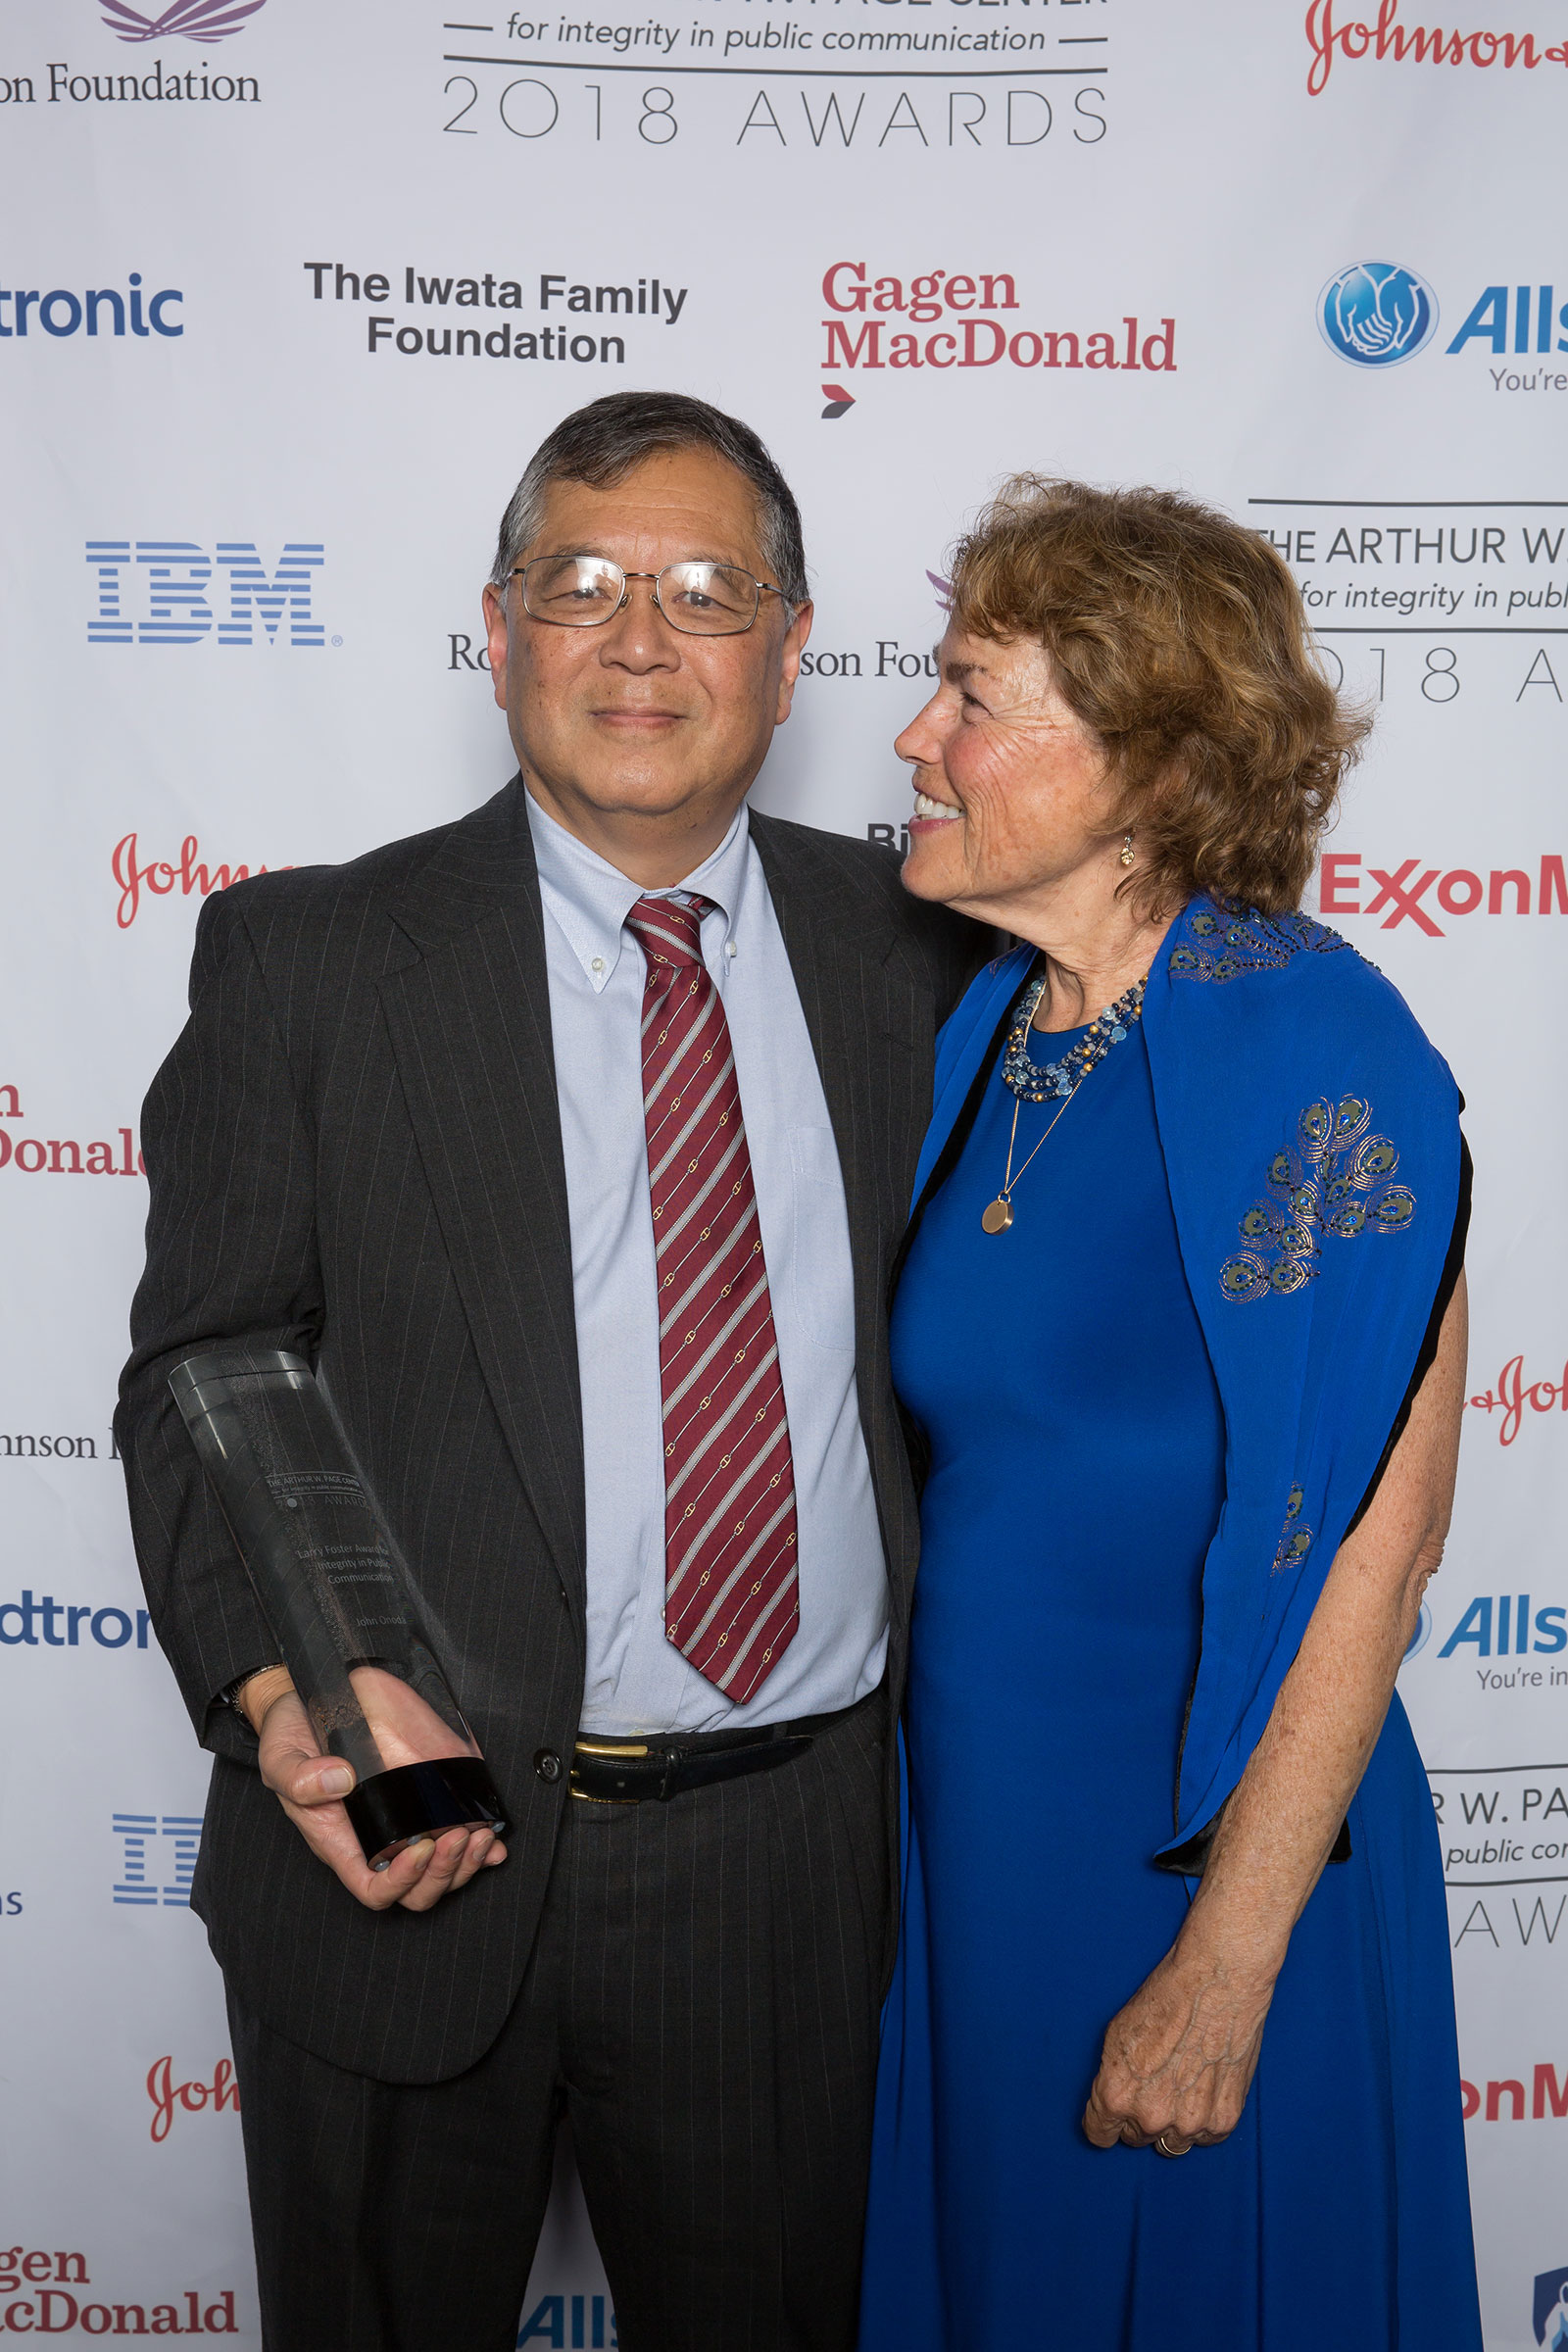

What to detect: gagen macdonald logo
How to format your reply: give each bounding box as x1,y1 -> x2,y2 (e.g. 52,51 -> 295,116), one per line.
0,2247 -> 238,2338
88,539 -> 324,646
820,260 -> 1177,399
1318,261 -> 1438,368
0,1085 -> 144,1176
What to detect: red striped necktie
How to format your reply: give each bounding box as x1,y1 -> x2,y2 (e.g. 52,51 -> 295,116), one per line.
625,893 -> 799,1704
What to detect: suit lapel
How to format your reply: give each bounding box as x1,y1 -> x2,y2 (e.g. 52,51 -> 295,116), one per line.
377,781 -> 587,1613
751,816 -> 925,1300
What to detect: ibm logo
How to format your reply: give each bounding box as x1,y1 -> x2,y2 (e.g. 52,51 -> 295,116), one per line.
112,1812 -> 203,1906
87,540 -> 325,647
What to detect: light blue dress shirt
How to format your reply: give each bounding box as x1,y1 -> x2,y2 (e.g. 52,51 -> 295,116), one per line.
525,788 -> 890,1735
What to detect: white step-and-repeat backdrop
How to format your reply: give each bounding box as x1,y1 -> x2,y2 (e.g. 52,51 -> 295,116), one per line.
1,0 -> 1563,2341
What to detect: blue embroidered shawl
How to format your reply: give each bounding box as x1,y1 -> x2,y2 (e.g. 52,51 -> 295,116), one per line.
908,897 -> 1463,1862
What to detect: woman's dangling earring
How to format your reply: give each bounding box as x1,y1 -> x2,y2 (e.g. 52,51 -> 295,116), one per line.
1118,831 -> 1136,869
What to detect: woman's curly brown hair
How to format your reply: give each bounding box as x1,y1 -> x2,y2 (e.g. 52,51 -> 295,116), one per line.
947,476 -> 1370,917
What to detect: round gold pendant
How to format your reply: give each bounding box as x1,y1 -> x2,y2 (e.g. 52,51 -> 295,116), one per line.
981,1197 -> 1013,1235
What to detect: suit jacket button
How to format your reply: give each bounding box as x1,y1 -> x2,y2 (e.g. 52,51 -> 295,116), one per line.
533,1749 -> 563,1784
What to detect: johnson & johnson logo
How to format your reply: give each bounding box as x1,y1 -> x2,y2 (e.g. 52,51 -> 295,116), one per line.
113,832 -> 288,927
1305,2 -> 1568,94
1469,1356 -> 1567,1446
146,2054 -> 239,2142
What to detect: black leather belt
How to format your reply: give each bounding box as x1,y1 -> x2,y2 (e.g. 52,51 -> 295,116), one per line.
569,1686 -> 881,1804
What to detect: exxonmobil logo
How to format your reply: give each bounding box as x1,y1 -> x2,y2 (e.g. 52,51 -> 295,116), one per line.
1319,852 -> 1567,933
1462,2064 -> 1568,2122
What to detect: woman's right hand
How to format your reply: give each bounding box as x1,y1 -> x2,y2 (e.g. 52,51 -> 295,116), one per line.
1082,1939 -> 1276,2156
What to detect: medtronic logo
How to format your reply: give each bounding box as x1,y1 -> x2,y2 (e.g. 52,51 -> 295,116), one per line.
1318,261 -> 1439,368
87,540 -> 324,646
0,275 -> 180,338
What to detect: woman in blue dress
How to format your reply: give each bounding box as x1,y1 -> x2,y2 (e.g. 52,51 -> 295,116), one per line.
858,478 -> 1483,2352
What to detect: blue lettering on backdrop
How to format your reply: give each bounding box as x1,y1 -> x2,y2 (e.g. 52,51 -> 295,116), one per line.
0,1591 -> 151,1646
1436,1597 -> 1568,1658
0,274 -> 182,337
517,2293 -> 612,2347
86,541 -> 326,647
112,1816 -> 203,1908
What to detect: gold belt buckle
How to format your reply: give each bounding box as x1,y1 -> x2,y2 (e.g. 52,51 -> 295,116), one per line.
570,1736 -> 652,1803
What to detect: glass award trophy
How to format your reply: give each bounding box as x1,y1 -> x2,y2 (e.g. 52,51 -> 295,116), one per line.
169,1347 -> 509,1870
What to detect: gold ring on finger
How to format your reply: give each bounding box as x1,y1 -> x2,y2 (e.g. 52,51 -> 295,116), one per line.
1154,2132 -> 1192,2158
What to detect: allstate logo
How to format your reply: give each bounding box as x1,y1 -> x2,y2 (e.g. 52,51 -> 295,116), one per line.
1318,262 -> 1439,368
1535,2267 -> 1568,2348
1402,1600 -> 1432,1662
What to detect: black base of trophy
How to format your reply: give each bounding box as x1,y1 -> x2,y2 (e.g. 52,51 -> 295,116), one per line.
345,1757 -> 511,1871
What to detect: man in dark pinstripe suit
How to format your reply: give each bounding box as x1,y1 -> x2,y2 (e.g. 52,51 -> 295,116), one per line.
118,394 -> 981,2352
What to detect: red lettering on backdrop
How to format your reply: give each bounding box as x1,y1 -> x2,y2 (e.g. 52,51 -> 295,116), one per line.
0,1129 -> 139,1176
147,2054 -> 241,2143
1305,0 -> 1568,92
1467,1355 -> 1568,1446
112,833 -> 291,929
1319,852 -> 1362,914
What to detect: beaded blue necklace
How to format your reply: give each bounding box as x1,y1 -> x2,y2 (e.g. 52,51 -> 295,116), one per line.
1002,965 -> 1148,1103
979,964 -> 1149,1235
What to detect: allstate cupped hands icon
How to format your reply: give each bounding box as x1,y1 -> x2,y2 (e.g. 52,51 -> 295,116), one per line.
1319,261 -> 1440,368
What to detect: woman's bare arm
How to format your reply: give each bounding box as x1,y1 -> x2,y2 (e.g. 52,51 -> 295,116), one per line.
1083,1268 -> 1468,2153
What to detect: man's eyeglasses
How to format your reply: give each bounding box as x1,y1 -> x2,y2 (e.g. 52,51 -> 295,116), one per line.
510,556 -> 786,638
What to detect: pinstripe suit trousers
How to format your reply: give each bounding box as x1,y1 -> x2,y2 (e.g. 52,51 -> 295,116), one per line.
226,1692 -> 890,2352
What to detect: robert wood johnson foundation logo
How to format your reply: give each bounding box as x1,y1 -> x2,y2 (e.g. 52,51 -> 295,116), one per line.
101,0 -> 266,40
1319,261 -> 1439,368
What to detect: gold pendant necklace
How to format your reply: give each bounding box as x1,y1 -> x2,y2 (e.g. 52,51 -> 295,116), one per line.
981,968 -> 1150,1235
981,1085 -> 1082,1234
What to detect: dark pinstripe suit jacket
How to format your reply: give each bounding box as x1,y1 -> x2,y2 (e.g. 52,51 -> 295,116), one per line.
118,777 -> 981,2084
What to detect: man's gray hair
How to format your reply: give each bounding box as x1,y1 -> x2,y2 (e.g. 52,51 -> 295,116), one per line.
489,391 -> 809,612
